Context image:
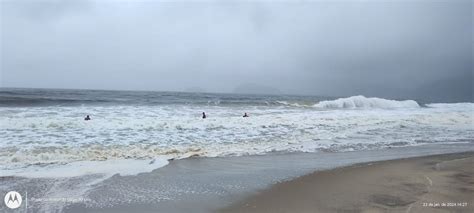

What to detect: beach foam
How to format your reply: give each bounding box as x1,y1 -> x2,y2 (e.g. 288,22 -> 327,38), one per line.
1,158 -> 169,178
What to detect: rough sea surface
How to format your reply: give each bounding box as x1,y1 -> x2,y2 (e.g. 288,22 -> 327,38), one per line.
1,88 -> 472,177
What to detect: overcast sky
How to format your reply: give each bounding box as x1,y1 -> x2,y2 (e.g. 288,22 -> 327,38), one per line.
1,0 -> 472,101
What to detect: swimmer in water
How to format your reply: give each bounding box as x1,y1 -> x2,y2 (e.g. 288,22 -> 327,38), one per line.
243,112 -> 249,117
84,115 -> 91,121
202,112 -> 206,119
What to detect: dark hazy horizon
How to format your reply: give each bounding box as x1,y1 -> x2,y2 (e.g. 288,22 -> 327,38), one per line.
1,0 -> 472,102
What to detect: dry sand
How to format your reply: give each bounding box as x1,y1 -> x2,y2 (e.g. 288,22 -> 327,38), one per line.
220,152 -> 474,213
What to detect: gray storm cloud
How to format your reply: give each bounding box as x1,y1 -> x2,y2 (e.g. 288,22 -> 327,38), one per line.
1,0 -> 472,102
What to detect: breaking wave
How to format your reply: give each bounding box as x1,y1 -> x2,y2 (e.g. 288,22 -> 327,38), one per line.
314,95 -> 420,109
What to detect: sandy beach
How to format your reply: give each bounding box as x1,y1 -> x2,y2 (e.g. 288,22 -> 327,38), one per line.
221,152 -> 474,213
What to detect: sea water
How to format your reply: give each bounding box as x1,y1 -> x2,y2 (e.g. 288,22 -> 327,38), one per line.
0,88 -> 473,178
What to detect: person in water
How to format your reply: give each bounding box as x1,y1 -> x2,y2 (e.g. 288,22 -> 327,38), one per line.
243,112 -> 249,117
202,112 -> 206,119
84,115 -> 91,121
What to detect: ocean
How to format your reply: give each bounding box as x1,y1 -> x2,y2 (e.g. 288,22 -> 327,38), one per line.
1,88 -> 473,178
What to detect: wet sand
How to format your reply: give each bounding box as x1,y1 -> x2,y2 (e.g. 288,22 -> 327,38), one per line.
220,152 -> 474,213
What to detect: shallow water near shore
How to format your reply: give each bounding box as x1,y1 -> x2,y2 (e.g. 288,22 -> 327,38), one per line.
1,143 -> 473,213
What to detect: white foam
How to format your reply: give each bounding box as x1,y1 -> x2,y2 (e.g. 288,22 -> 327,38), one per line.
426,102 -> 474,109
0,98 -> 472,179
1,158 -> 169,178
314,95 -> 420,109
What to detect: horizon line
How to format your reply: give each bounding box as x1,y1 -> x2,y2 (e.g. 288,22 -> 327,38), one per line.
0,86 -> 326,98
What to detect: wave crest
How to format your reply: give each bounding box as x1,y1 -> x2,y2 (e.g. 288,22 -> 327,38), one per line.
314,96 -> 419,109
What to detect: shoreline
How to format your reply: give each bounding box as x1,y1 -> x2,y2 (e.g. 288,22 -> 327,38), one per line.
2,144 -> 473,213
220,152 -> 474,213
